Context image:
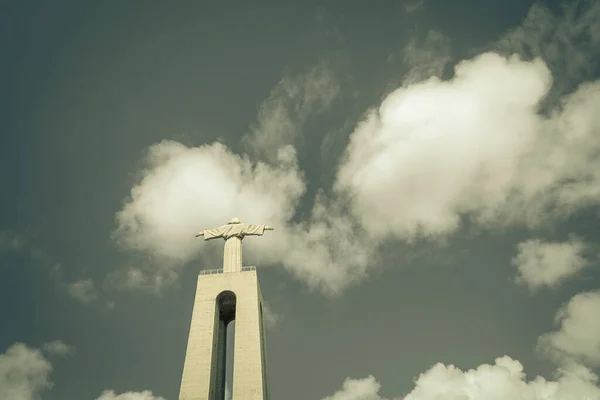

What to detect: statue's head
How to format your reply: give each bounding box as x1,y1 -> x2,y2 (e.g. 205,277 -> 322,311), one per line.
228,217 -> 241,224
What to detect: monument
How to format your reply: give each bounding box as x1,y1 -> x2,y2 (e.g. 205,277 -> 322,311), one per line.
178,217 -> 273,400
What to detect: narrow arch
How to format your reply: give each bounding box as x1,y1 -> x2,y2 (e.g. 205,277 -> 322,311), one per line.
259,302 -> 269,400
211,290 -> 236,400
217,290 -> 236,324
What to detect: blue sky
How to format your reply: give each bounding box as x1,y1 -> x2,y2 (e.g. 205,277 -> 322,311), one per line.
1,1 -> 600,399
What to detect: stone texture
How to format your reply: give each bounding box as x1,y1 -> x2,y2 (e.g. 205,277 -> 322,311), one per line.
178,270 -> 269,400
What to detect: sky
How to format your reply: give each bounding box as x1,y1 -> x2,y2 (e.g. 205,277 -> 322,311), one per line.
2,0 -> 600,399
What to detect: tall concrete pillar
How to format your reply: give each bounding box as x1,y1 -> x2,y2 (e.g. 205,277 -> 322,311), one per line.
178,269 -> 270,400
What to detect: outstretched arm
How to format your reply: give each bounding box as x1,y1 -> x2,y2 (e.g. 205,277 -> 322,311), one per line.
195,226 -> 227,240
239,224 -> 274,237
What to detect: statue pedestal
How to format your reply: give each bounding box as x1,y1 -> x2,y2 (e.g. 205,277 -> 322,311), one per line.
178,269 -> 270,400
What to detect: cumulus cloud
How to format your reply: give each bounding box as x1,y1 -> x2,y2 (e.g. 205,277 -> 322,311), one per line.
336,52 -> 549,238
112,141 -> 305,291
335,51 -> 600,240
96,390 -> 166,400
242,63 -> 339,163
496,0 -> 600,100
404,356 -> 600,400
49,265 -> 101,305
323,357 -> 600,400
42,340 -> 75,357
512,237 -> 589,291
538,290 -> 600,367
0,343 -> 54,400
243,189 -> 378,295
322,375 -> 385,400
114,50 -> 600,294
114,3 -> 600,295
112,136 -> 377,294
66,278 -> 99,303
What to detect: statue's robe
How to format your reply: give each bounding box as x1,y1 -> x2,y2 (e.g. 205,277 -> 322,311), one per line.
201,223 -> 268,273
201,223 -> 267,240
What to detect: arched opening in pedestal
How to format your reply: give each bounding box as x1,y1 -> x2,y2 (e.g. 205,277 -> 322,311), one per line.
259,302 -> 269,400
213,290 -> 236,400
225,320 -> 235,400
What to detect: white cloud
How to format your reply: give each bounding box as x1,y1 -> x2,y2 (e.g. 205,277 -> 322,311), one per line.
538,290 -> 600,367
404,356 -> 600,400
114,7 -> 600,296
113,51 -> 600,295
42,341 -> 75,357
512,237 -> 589,291
322,375 -> 386,400
49,265 -> 101,305
323,357 -> 600,400
0,343 -> 53,400
336,52 -> 549,238
112,141 -> 305,291
335,51 -> 600,240
495,0 -> 600,100
261,301 -> 281,328
112,135 -> 378,294
244,189 -> 378,295
66,278 -> 98,303
321,290 -> 600,400
242,64 -> 339,163
96,390 -> 165,400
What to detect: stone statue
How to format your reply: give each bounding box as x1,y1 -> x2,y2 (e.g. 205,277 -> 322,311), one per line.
195,217 -> 273,273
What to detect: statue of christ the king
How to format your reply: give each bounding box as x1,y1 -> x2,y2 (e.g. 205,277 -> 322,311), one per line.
195,217 -> 273,273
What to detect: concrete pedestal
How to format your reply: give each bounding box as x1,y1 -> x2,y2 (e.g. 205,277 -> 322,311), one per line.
178,270 -> 269,400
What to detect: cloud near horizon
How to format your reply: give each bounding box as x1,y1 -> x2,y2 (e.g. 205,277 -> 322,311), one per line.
0,343 -> 53,400
322,357 -> 600,400
538,290 -> 600,367
96,390 -> 166,400
322,288 -> 600,400
0,342 -> 166,400
0,341 -> 74,400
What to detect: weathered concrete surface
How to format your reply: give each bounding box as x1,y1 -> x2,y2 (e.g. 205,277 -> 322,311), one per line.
178,270 -> 269,400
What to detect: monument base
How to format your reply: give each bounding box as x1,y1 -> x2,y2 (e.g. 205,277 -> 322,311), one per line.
178,269 -> 269,400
